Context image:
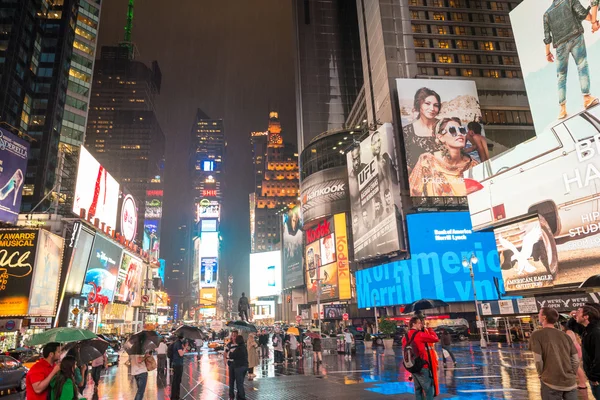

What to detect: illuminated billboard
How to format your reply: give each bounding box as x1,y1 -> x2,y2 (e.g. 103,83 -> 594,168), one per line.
0,128 -> 30,225
282,206 -> 303,289
63,223 -> 95,295
305,213 -> 351,302
200,258 -> 218,288
144,190 -> 163,219
114,252 -> 144,305
73,146 -> 120,229
346,124 -> 405,260
300,166 -> 348,223
120,194 -> 137,242
81,235 -> 122,302
200,288 -> 217,308
201,219 -> 217,232
28,230 -> 64,316
196,199 -> 220,221
250,251 -> 282,298
202,160 -> 214,171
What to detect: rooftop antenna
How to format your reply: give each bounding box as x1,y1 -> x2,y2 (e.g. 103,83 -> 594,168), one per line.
121,0 -> 135,59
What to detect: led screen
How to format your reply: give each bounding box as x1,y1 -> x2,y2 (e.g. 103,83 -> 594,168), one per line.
250,251 -> 281,298
81,235 -> 122,302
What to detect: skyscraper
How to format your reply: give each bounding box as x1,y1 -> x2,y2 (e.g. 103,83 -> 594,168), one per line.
0,0 -> 102,212
292,0 -> 364,152
85,45 -> 165,241
250,112 -> 299,253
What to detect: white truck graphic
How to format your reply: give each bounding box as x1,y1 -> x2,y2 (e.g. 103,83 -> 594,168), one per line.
466,104 -> 600,278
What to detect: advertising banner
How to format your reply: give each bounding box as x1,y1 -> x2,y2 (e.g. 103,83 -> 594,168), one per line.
114,252 -> 144,305
200,257 -> 218,287
81,235 -> 122,302
535,292 -> 600,312
0,128 -> 29,224
323,304 -> 348,319
29,230 -> 64,316
355,212 -> 503,308
465,0 -> 600,292
73,147 -> 120,229
282,206 -> 304,289
397,79 -> 484,197
143,219 -> 160,258
144,190 -> 163,219
300,166 -> 348,223
64,224 -> 95,295
0,230 -> 38,316
305,214 -> 352,302
120,194 -> 137,242
199,288 -> 217,308
196,199 -> 220,221
249,251 -> 282,298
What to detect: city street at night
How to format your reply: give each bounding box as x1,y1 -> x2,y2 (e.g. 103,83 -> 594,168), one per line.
6,342 -> 595,400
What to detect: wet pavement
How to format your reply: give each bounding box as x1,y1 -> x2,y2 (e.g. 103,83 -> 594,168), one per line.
5,341 -> 596,399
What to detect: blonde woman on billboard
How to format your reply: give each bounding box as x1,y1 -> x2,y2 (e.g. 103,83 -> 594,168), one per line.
409,117 -> 478,197
403,87 -> 441,171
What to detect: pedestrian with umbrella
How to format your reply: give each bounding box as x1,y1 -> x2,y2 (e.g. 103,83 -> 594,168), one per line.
123,330 -> 162,400
26,342 -> 62,400
169,333 -> 187,400
306,332 -> 322,364
49,355 -> 80,400
90,351 -> 107,392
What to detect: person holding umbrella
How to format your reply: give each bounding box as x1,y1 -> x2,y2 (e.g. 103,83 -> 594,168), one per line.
26,342 -> 61,400
228,335 -> 249,400
49,355 -> 80,400
171,333 -> 187,400
130,350 -> 149,400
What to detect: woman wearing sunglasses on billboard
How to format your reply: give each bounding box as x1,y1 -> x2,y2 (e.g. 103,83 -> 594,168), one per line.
408,117 -> 479,197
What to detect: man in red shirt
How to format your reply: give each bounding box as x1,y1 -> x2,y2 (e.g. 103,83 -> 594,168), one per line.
26,342 -> 61,400
402,316 -> 439,400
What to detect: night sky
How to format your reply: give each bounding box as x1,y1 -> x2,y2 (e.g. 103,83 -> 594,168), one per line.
97,0 -> 298,298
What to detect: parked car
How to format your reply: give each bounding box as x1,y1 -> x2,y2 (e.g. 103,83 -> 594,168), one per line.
0,355 -> 27,392
6,349 -> 37,364
106,347 -> 119,366
434,325 -> 470,341
348,326 -> 364,341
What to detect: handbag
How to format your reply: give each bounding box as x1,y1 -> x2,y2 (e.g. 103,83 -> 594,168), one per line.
144,354 -> 157,371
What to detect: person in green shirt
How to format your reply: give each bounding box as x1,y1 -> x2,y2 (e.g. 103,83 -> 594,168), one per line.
50,355 -> 81,400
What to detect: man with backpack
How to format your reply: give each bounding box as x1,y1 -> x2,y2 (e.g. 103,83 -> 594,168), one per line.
402,316 -> 439,400
238,293 -> 250,321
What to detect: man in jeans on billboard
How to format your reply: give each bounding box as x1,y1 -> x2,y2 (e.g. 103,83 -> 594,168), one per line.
544,0 -> 598,120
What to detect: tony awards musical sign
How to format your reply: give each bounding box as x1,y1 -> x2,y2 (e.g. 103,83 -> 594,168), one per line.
0,229 -> 38,316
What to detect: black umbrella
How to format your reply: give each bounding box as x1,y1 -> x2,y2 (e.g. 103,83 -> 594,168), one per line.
63,338 -> 110,364
174,325 -> 204,340
403,299 -> 449,313
123,330 -> 162,355
226,320 -> 257,333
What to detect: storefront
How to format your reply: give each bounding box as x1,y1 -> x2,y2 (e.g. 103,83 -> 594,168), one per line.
0,320 -> 22,352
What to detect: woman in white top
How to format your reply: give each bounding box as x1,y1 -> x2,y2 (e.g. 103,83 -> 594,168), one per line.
130,351 -> 148,400
156,339 -> 168,375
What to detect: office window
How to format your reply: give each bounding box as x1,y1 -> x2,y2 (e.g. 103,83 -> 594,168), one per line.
417,53 -> 428,62
451,12 -> 465,21
494,15 -> 507,23
460,54 -> 472,63
480,27 -> 489,36
432,12 -> 446,20
430,0 -> 444,6
438,55 -> 453,63
490,1 -> 504,10
502,56 -> 515,65
484,69 -> 501,78
414,39 -> 427,47
497,28 -> 511,37
456,40 -> 472,49
437,26 -> 449,34
437,40 -> 450,49
481,41 -> 495,51
454,26 -> 467,35
505,70 -> 522,78
461,69 -> 474,77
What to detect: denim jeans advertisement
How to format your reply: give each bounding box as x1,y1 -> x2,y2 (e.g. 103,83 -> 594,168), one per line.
0,128 -> 29,224
511,0 -> 600,131
355,212 -> 503,308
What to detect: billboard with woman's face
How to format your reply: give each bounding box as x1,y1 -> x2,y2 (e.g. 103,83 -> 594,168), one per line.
282,206 -> 304,289
397,79 -> 486,197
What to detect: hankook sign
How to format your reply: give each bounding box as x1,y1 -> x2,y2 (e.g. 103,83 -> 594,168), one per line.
300,167 -> 349,223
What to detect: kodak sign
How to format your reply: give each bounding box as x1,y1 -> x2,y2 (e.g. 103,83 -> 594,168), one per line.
334,213 -> 351,300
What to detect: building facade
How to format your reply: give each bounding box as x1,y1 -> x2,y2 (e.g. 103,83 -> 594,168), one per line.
292,0 -> 364,152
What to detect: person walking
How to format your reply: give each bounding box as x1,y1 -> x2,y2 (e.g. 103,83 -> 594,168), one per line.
228,335 -> 249,400
312,336 -> 323,364
561,321 -> 589,391
26,342 -> 61,400
171,333 -> 187,400
259,329 -> 269,359
530,307 -> 579,400
238,292 -> 250,321
440,330 -> 457,368
402,316 -> 439,400
289,334 -> 298,363
272,330 -> 284,365
130,351 -> 149,400
343,329 -> 354,360
247,333 -> 258,380
156,338 -> 168,376
575,305 -> 600,399
90,351 -> 107,392
49,355 -> 80,400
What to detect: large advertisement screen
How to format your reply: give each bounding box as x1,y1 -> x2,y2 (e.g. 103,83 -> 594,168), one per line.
250,251 -> 282,298
73,147 -> 120,229
464,0 -> 600,291
0,128 -> 30,224
300,166 -> 348,223
143,219 -> 160,258
282,206 -> 304,289
355,212 -> 503,308
144,190 -> 163,219
29,230 -> 63,316
346,124 -> 404,261
64,224 -> 95,295
200,288 -> 217,308
196,199 -> 220,221
114,252 -> 144,305
200,257 -> 218,287
305,214 -> 351,302
0,230 -> 38,316
81,235 -> 122,302
397,79 -> 484,197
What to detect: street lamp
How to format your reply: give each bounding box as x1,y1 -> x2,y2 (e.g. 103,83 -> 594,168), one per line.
462,253 -> 487,349
373,295 -> 379,335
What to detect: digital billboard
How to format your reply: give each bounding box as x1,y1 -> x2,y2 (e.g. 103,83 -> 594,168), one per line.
114,252 -> 144,305
196,199 -> 220,221
396,79 -> 484,197
202,160 -> 214,172
0,229 -> 38,316
144,190 -> 163,219
464,0 -> 600,291
346,124 -> 405,260
323,304 -> 348,320
201,219 -> 217,232
63,224 -> 95,295
81,235 -> 122,302
73,147 -> 120,229
300,166 -> 348,223
200,288 -> 217,308
200,257 -> 218,287
282,206 -> 303,289
143,219 -> 160,258
305,214 -> 351,302
250,251 -> 282,298
120,194 -> 137,242
355,212 -> 503,308
0,128 -> 29,225
29,230 -> 64,316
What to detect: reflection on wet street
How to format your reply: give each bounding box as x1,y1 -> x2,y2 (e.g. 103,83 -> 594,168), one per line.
4,342 -> 594,399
